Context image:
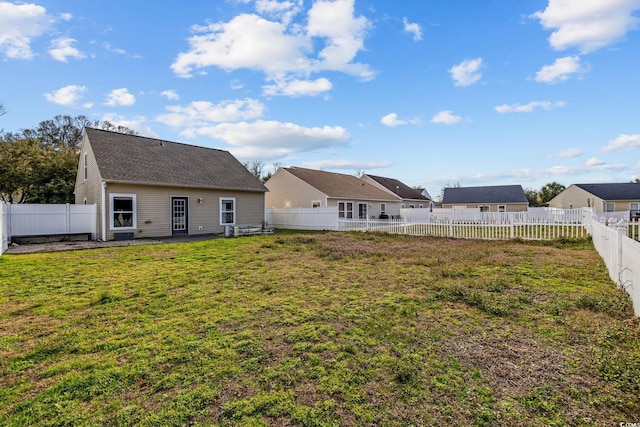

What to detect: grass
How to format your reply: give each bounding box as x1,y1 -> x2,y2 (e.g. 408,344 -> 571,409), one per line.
1,231 -> 639,426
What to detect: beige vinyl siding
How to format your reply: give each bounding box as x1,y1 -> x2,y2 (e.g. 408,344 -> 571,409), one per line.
326,198 -> 402,218
74,134 -> 104,236
265,170 -> 327,208
104,183 -> 264,240
441,203 -> 528,212
548,185 -> 602,212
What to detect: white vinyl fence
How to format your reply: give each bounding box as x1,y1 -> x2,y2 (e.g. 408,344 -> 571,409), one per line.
266,207 -> 339,230
590,218 -> 640,315
1,201 -> 9,255
0,203 -> 97,255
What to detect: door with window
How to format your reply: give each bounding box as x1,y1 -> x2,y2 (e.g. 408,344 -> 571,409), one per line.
171,197 -> 188,235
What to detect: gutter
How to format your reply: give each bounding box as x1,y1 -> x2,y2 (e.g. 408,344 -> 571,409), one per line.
101,181 -> 107,241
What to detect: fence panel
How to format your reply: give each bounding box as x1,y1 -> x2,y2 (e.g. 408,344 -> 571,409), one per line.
9,204 -> 97,240
266,207 -> 339,230
0,202 -> 9,255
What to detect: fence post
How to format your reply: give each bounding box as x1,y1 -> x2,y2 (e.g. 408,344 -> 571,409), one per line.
66,203 -> 71,234
448,217 -> 453,238
509,214 -> 514,239
616,220 -> 627,289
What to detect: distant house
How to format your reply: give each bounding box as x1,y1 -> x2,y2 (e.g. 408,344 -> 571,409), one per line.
548,183 -> 640,218
264,167 -> 402,219
360,174 -> 432,209
442,185 -> 528,212
74,128 -> 266,241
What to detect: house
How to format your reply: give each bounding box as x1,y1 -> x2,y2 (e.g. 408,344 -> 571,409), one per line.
264,167 -> 402,218
442,185 -> 528,212
360,174 -> 432,208
74,128 -> 267,241
548,183 -> 640,218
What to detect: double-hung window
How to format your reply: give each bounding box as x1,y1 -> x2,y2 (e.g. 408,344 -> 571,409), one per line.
479,205 -> 490,212
605,203 -> 615,212
220,197 -> 236,225
338,201 -> 353,219
110,194 -> 136,230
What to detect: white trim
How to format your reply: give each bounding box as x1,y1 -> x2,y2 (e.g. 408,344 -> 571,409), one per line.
605,202 -> 615,212
311,200 -> 321,208
83,152 -> 88,181
109,193 -> 137,230
170,195 -> 189,234
101,182 -> 107,241
338,200 -> 354,219
380,203 -> 386,215
358,202 -> 368,219
498,205 -> 506,213
220,197 -> 236,225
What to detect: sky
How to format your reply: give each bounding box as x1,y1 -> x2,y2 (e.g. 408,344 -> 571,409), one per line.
1,0 -> 640,198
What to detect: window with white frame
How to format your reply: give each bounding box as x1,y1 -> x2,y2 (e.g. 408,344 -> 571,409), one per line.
220,197 -> 236,225
380,203 -> 386,215
605,203 -> 615,212
110,194 -> 136,229
479,205 -> 490,212
312,200 -> 321,208
630,202 -> 639,216
338,201 -> 353,219
498,205 -> 506,212
83,152 -> 88,180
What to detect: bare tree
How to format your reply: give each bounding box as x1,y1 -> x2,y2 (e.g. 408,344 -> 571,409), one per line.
0,101 -> 6,117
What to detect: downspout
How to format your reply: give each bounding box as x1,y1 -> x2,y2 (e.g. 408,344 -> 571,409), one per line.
101,181 -> 107,241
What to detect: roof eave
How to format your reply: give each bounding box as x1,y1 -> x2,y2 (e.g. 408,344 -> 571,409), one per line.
102,179 -> 267,193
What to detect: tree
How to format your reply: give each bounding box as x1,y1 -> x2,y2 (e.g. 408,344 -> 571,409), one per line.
437,181 -> 461,203
0,101 -> 6,118
524,188 -> 542,207
538,181 -> 565,206
0,115 -> 137,203
243,160 -> 265,182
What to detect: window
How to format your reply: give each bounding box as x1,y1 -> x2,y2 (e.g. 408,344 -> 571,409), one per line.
409,204 -> 415,208
630,203 -> 639,217
83,152 -> 88,180
605,203 -> 615,212
312,200 -> 321,208
358,202 -> 368,219
338,201 -> 353,219
380,203 -> 386,215
498,205 -> 506,213
479,205 -> 490,212
220,197 -> 236,225
401,203 -> 405,209
110,194 -> 136,230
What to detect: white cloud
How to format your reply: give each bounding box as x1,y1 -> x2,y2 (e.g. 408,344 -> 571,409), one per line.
49,37 -> 84,62
105,88 -> 136,106
586,157 -> 605,167
403,17 -> 422,41
381,113 -> 421,127
302,159 -> 392,170
255,0 -> 303,25
535,56 -> 586,83
431,110 -> 463,125
156,99 -> 266,127
181,120 -> 350,160
43,85 -> 87,106
532,0 -> 640,53
160,90 -> 179,100
171,0 -> 374,85
495,100 -> 566,113
552,148 -> 583,158
448,58 -> 483,87
101,113 -> 156,137
0,2 -> 54,59
263,78 -> 332,97
602,133 -> 640,152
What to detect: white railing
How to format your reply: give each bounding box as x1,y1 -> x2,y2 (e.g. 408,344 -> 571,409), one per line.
0,201 -> 9,255
591,218 -> 640,315
7,204 -> 97,243
266,207 -> 339,230
338,215 -> 590,241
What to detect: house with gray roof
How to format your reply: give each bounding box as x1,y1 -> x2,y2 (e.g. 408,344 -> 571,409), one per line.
264,167 -> 402,219
360,174 -> 432,209
548,183 -> 640,218
442,185 -> 528,212
74,127 -> 266,241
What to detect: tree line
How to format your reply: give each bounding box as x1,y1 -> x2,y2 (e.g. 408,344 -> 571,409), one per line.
0,110 -> 136,203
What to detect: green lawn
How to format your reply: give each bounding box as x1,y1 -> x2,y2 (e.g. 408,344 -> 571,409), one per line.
1,232 -> 639,426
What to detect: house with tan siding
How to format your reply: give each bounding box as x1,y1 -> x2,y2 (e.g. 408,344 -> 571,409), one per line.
360,174 -> 432,209
442,185 -> 528,212
548,183 -> 640,218
264,167 -> 402,219
74,128 -> 266,241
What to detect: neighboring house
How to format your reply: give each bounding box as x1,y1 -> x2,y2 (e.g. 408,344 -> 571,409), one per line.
74,128 -> 266,241
264,167 -> 402,219
548,183 -> 640,218
360,174 -> 432,208
442,185 -> 528,212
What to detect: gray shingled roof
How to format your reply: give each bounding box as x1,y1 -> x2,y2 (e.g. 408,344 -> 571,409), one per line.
284,167 -> 401,201
363,174 -> 431,201
443,185 -> 527,204
85,128 -> 266,192
575,183 -> 640,200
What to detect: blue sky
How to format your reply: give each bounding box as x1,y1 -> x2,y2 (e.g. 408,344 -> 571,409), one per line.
1,0 -> 639,197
